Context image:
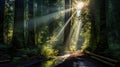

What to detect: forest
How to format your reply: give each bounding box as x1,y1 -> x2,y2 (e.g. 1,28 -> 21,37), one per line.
0,0 -> 120,67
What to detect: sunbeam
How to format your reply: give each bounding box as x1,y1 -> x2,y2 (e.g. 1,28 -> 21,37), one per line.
39,1 -> 85,55
28,8 -> 74,30
28,0 -> 84,54
64,19 -> 82,52
64,19 -> 79,52
45,1 -> 85,53
56,11 -> 77,38
64,1 -> 84,52
43,10 -> 77,47
14,8 -> 74,31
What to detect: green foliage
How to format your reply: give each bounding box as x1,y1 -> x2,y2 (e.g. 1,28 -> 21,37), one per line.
42,60 -> 55,67
4,0 -> 14,44
81,33 -> 91,51
40,45 -> 58,59
69,45 -> 77,52
80,3 -> 92,51
35,0 -> 64,57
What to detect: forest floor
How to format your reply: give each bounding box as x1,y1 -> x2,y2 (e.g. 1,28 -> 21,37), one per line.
0,52 -> 110,67
55,52 -> 109,67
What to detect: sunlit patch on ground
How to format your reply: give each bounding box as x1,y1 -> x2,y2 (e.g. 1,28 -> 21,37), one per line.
56,51 -> 85,62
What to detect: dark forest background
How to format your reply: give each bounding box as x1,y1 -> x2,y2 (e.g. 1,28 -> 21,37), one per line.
0,0 -> 120,63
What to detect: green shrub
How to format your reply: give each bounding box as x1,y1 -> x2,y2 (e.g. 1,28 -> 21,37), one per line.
40,45 -> 58,59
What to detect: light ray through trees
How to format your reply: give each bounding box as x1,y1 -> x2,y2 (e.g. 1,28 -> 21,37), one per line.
65,19 -> 82,52
56,11 -> 77,38
44,1 -> 85,54
42,10 -> 77,46
15,0 -> 84,54
64,1 -> 84,52
14,8 -> 74,31
28,8 -> 74,30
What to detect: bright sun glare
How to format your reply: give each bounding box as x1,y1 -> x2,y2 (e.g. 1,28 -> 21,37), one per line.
77,2 -> 84,9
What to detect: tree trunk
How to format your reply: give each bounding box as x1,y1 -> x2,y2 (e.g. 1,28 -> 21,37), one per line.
28,0 -> 35,46
35,0 -> 43,44
48,0 -> 57,36
64,0 -> 72,51
48,1 -> 54,36
95,0 -> 108,54
0,0 -> 5,43
13,0 -> 24,47
89,0 -> 108,52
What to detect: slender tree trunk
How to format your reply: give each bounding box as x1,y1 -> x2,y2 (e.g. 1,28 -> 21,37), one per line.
28,0 -> 35,46
13,0 -> 24,47
24,0 -> 29,46
64,0 -> 72,51
0,0 -> 5,43
48,0 -> 58,36
48,0 -> 54,36
36,0 -> 42,45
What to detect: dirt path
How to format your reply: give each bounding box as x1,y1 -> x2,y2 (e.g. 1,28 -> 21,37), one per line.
55,53 -> 108,67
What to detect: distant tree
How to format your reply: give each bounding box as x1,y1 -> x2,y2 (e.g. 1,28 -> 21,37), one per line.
89,0 -> 108,53
24,0 -> 29,45
12,0 -> 25,47
64,0 -> 72,50
95,0 -> 108,53
35,0 -> 41,44
0,0 -> 5,43
48,0 -> 58,36
28,0 -> 35,46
